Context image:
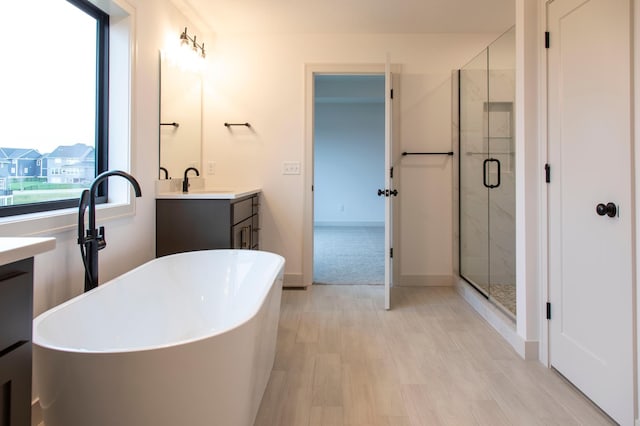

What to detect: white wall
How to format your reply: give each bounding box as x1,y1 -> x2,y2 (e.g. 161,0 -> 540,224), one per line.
202,32 -> 500,284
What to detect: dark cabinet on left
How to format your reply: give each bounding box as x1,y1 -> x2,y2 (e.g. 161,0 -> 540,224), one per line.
0,258 -> 33,426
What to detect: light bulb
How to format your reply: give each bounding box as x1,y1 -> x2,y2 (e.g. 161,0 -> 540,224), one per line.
180,27 -> 189,47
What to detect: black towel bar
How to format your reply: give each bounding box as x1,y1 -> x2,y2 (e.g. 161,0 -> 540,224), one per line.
402,151 -> 454,156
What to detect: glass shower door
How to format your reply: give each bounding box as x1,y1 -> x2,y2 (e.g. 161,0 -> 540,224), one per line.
487,28 -> 516,315
460,49 -> 490,296
459,27 -> 516,317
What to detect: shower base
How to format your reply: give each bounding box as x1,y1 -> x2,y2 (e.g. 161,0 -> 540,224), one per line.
473,282 -> 516,318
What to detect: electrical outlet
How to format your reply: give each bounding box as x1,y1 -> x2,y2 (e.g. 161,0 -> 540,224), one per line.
207,161 -> 216,175
283,161 -> 301,175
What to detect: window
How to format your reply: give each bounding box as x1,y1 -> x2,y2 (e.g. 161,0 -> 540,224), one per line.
0,0 -> 108,217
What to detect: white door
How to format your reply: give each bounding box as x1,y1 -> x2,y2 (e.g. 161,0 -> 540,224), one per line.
384,57 -> 394,310
547,0 -> 634,424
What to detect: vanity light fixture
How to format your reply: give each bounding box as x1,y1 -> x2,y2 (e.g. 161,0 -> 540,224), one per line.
180,27 -> 206,59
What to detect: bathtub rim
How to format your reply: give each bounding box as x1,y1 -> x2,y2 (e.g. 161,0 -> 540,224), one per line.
33,249 -> 285,355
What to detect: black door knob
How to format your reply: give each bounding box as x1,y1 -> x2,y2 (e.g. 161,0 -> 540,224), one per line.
377,189 -> 385,197
596,202 -> 617,217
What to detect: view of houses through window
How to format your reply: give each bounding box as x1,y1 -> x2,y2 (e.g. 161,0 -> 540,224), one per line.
0,144 -> 94,206
0,0 -> 102,212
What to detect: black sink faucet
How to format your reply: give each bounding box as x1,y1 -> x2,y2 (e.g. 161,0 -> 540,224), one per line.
159,167 -> 169,180
78,170 -> 142,292
183,167 -> 199,192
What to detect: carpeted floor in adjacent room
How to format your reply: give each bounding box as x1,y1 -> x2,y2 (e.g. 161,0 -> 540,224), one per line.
313,225 -> 384,285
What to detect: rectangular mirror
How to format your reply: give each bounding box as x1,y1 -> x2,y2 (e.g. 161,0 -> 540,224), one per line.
159,52 -> 202,179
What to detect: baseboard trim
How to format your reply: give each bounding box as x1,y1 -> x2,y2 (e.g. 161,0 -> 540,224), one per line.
456,278 -> 538,361
284,273 -> 307,288
398,274 -> 453,286
314,221 -> 384,227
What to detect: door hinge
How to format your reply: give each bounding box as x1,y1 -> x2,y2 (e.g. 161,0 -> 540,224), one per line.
545,31 -> 550,48
390,167 -> 394,178
390,248 -> 394,258
546,302 -> 551,320
390,89 -> 394,99
545,163 -> 551,183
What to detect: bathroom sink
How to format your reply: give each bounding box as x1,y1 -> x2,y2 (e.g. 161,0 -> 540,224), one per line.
155,187 -> 261,200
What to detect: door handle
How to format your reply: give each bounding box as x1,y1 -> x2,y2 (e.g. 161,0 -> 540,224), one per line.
596,202 -> 617,217
377,189 -> 399,197
483,158 -> 501,189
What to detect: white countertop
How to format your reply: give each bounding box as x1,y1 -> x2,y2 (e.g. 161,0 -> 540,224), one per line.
0,237 -> 56,266
155,187 -> 261,200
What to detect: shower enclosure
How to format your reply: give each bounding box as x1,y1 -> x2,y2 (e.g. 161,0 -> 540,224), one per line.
459,27 -> 516,317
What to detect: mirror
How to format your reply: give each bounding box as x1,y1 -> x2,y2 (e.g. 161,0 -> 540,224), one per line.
159,52 -> 202,180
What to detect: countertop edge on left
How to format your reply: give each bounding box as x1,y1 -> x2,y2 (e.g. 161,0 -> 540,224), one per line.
0,237 -> 56,266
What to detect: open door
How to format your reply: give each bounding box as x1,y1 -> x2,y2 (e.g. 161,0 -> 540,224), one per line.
384,56 -> 394,310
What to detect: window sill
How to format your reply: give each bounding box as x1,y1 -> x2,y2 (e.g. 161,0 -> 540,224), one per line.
0,201 -> 135,237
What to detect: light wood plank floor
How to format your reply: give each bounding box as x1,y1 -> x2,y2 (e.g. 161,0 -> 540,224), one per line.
254,285 -> 614,426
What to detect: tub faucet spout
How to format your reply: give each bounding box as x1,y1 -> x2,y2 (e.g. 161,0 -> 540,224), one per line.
78,170 -> 142,292
182,167 -> 199,192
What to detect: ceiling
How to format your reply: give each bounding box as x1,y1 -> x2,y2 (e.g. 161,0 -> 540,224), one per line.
174,0 -> 515,35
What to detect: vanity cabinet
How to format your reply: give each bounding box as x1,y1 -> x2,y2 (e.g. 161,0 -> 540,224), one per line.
0,258 -> 33,426
156,193 -> 260,257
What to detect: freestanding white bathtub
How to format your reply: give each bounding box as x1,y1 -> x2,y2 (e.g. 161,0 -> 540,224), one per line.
33,249 -> 284,426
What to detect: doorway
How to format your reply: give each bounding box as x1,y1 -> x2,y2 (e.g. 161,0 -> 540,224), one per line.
312,74 -> 385,285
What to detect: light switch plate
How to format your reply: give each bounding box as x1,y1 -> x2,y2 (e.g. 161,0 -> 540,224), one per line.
207,161 -> 216,175
283,161 -> 301,175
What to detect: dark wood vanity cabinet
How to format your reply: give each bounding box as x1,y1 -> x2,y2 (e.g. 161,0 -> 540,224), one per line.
156,193 -> 260,257
0,258 -> 33,426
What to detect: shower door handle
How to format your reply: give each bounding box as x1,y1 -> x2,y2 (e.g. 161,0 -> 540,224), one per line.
483,158 -> 501,189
